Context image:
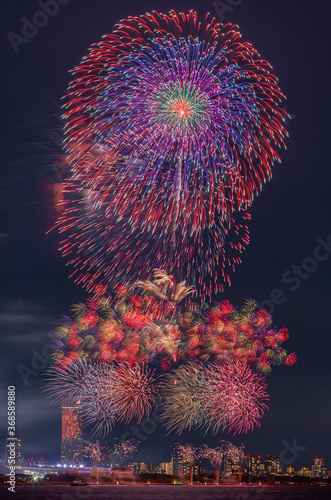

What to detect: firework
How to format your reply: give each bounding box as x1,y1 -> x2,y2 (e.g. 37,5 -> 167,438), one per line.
44,359 -> 119,436
114,363 -> 158,424
199,442 -> 229,470
199,441 -> 244,483
57,11 -> 288,299
79,362 -> 119,436
137,270 -> 195,303
112,440 -> 137,459
83,440 -> 102,467
174,443 -> 197,463
161,363 -> 210,434
51,293 -> 296,374
226,442 -> 245,465
174,443 -> 197,483
161,361 -> 269,435
208,361 -> 269,434
43,359 -> 91,405
44,356 -> 270,436
45,276 -> 296,436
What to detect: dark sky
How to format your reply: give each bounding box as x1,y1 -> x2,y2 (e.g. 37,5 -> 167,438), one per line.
1,0 -> 330,470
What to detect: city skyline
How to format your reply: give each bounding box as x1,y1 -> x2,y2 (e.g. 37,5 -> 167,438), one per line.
3,429 -> 329,478
2,441 -> 330,482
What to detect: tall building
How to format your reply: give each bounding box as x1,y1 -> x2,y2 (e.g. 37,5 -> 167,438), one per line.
168,457 -> 206,477
138,462 -> 154,473
223,458 -> 239,475
311,457 -> 329,478
173,457 -> 190,476
61,405 -> 83,466
299,466 -> 312,477
127,462 -> 139,473
243,455 -> 260,476
259,463 -> 265,473
264,455 -> 282,476
286,465 -> 296,475
126,462 -> 153,474
160,461 -> 173,475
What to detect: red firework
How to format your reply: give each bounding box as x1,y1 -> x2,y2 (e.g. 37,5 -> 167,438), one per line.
208,360 -> 270,435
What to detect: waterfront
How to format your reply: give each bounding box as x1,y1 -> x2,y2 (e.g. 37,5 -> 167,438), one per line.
1,485 -> 330,500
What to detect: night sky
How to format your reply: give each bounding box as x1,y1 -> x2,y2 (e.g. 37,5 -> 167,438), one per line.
1,0 -> 330,470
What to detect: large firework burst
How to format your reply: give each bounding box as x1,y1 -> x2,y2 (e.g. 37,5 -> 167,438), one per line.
43,358 -> 92,405
208,360 -> 270,434
79,362 -> 119,436
44,273 -> 296,436
161,361 -> 269,435
161,364 -> 210,434
57,10 -> 289,299
114,362 -> 159,424
44,359 -> 119,436
50,289 -> 296,374
44,360 -> 158,434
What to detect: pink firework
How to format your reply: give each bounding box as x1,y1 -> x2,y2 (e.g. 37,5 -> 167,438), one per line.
174,443 -> 197,463
208,360 -> 269,434
111,440 -> 137,459
83,440 -> 102,467
114,362 -> 159,424
199,441 -> 244,483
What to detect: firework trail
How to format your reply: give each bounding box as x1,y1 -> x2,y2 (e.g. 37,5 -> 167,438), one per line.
174,443 -> 197,483
57,10 -> 289,300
